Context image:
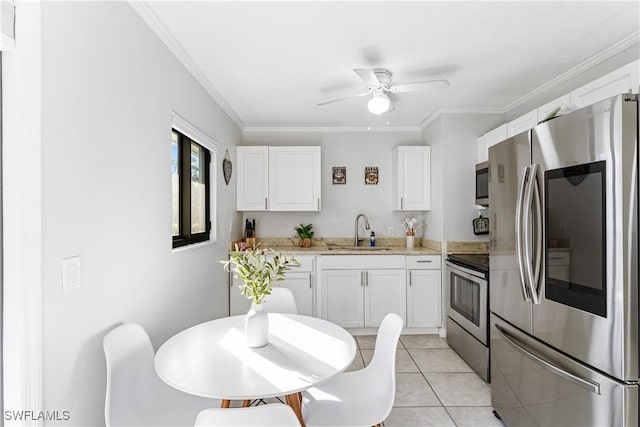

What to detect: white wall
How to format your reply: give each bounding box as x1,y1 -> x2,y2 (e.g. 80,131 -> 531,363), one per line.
422,114 -> 504,247
241,131 -> 427,240
422,119 -> 443,242
39,2 -> 241,425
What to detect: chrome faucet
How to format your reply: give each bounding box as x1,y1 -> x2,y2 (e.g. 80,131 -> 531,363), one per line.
354,213 -> 370,246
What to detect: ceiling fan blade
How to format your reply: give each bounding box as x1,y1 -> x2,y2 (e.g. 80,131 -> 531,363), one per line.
353,68 -> 380,87
317,91 -> 370,106
389,79 -> 450,93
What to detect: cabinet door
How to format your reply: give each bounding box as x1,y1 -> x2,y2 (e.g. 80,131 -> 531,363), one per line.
537,94 -> 572,123
236,147 -> 269,211
571,60 -> 640,109
485,124 -> 508,149
365,269 -> 406,327
407,269 -> 441,328
394,146 -> 431,211
278,273 -> 314,317
507,110 -> 537,137
230,277 -> 251,315
322,270 -> 364,328
268,147 -> 321,211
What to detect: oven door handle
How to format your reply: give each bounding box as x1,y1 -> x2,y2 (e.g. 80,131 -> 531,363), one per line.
445,261 -> 487,280
515,165 -> 532,302
495,324 -> 600,395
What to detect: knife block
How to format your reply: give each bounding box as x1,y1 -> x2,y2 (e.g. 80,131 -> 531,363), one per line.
245,237 -> 256,248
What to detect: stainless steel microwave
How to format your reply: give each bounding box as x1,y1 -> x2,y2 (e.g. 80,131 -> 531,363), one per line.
475,161 -> 489,206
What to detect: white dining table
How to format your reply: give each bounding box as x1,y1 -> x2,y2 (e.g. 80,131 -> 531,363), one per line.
154,313 -> 357,426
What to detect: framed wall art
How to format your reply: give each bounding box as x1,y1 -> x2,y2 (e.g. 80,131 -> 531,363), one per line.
365,166 -> 378,185
332,167 -> 346,184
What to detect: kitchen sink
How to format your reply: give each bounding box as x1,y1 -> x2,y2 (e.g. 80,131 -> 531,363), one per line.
328,246 -> 392,251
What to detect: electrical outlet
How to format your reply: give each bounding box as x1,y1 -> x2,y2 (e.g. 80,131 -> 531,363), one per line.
387,226 -> 395,237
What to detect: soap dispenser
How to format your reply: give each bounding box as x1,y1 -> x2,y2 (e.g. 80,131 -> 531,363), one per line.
370,231 -> 376,247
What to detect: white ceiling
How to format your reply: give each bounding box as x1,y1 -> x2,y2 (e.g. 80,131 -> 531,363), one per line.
134,1 -> 640,130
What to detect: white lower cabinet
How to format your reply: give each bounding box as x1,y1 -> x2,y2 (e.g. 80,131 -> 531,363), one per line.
406,255 -> 442,328
321,255 -> 406,328
279,272 -> 314,316
230,255 -> 315,316
407,270 -> 441,328
321,270 -> 364,328
229,253 -> 442,330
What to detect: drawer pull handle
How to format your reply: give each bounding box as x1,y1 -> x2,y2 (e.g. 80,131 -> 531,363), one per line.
417,260 -> 433,263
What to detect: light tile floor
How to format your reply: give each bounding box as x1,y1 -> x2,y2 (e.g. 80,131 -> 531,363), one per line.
234,334 -> 505,426
351,334 -> 505,427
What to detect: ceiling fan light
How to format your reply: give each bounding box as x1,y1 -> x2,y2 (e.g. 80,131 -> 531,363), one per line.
367,93 -> 391,115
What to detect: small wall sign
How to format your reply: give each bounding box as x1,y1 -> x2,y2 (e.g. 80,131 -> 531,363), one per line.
365,166 -> 378,185
332,167 -> 346,184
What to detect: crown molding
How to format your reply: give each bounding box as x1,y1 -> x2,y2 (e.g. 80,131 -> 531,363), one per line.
504,30 -> 640,113
243,126 -> 422,134
420,107 -> 505,129
128,1 -> 245,130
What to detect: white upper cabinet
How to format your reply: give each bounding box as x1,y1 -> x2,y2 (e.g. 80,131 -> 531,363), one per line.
571,60 -> 640,109
507,109 -> 537,137
477,124 -> 508,163
236,146 -> 269,211
393,146 -> 431,211
477,61 -> 639,164
537,93 -> 572,123
236,146 -> 321,211
268,147 -> 321,211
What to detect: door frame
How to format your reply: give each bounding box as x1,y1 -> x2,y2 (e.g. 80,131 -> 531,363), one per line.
2,1 -> 43,419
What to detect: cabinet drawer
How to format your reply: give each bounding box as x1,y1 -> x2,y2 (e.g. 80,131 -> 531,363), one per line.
287,255 -> 315,272
321,255 -> 406,270
406,255 -> 441,269
547,252 -> 570,266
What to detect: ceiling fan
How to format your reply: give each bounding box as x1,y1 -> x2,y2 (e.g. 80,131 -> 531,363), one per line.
318,68 -> 450,115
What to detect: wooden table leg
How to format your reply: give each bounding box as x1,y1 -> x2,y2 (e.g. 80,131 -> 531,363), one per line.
221,399 -> 231,408
285,393 -> 305,427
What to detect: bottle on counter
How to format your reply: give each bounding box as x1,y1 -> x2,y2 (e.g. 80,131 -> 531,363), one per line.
370,231 -> 376,247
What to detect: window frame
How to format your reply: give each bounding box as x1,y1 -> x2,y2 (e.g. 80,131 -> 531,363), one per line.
171,113 -> 217,249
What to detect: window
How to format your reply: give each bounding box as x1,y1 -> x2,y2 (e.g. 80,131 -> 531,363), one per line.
171,113 -> 217,248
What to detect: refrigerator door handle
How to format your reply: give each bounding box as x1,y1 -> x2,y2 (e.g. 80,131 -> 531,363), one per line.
523,164 -> 539,304
530,165 -> 543,304
515,165 -> 532,301
495,324 -> 601,395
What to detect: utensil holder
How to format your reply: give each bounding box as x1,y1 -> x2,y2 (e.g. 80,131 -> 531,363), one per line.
406,236 -> 415,248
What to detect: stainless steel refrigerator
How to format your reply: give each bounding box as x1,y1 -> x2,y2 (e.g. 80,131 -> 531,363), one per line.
489,93 -> 639,426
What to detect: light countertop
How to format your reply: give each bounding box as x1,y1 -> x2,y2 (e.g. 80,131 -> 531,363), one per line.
230,237 -> 441,255
259,245 -> 441,256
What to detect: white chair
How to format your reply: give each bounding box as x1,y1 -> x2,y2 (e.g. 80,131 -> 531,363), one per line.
104,323 -> 219,426
301,313 -> 404,427
263,287 -> 298,314
195,404 -> 301,426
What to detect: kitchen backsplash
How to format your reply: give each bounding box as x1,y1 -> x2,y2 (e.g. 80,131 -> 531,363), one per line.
446,240 -> 489,254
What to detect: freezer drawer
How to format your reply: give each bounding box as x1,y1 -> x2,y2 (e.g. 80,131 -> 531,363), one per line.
491,313 -> 638,427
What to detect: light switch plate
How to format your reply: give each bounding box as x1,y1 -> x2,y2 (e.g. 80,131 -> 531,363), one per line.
387,226 -> 395,237
62,256 -> 81,292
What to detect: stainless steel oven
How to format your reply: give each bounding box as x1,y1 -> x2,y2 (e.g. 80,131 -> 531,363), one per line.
446,254 -> 489,381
